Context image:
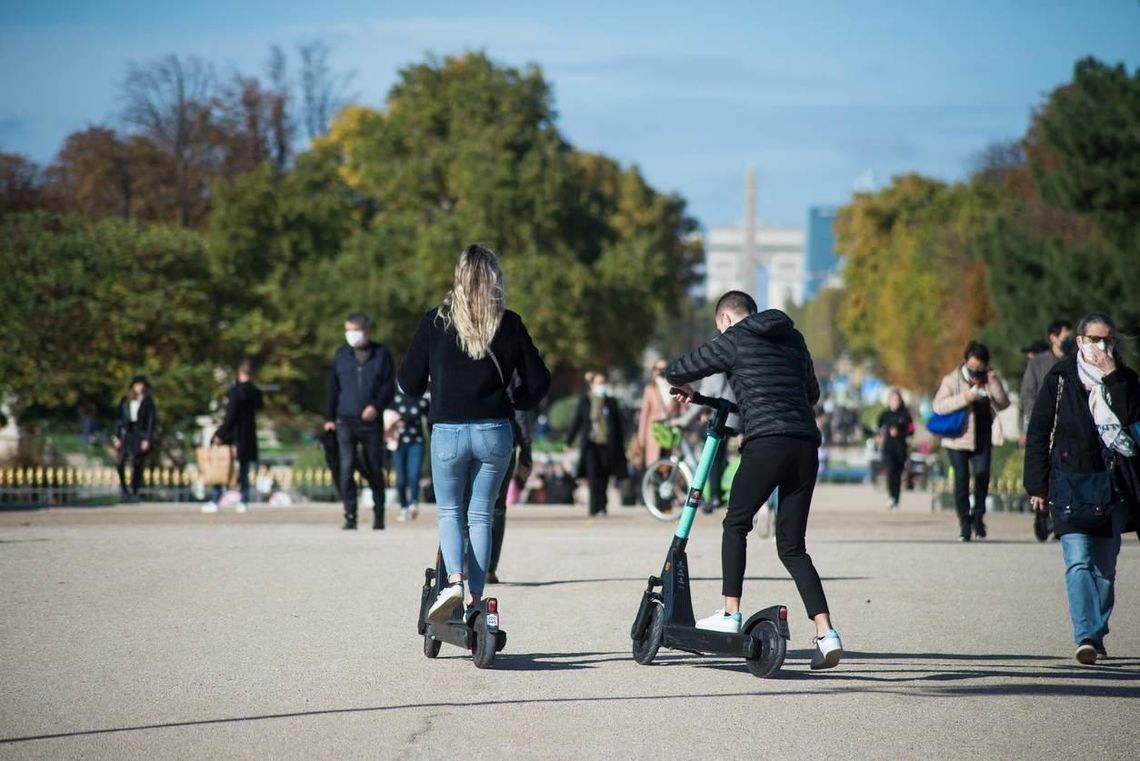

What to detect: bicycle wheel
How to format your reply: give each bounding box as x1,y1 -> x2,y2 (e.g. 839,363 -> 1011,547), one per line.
641,459 -> 690,521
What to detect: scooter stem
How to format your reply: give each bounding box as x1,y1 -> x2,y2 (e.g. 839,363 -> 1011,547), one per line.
674,431 -> 721,541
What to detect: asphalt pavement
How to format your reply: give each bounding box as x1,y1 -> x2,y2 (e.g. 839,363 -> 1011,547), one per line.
1,485 -> 1138,760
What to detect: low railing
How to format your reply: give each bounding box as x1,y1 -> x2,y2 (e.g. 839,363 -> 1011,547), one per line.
0,465 -> 342,507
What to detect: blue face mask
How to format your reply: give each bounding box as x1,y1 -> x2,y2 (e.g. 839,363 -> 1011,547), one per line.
593,386 -> 607,398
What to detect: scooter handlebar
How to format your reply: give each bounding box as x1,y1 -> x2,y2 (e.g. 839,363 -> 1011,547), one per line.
670,387 -> 739,415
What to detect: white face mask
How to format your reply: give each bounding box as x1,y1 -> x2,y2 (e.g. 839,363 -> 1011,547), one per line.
345,330 -> 364,348
593,386 -> 607,398
1081,340 -> 1109,360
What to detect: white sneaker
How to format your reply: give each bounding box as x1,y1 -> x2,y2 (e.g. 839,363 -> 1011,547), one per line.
235,502 -> 248,514
201,502 -> 218,514
427,582 -> 464,623
812,629 -> 844,670
695,609 -> 742,634
398,507 -> 410,522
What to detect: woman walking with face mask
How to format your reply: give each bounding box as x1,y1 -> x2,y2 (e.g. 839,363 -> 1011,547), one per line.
933,341 -> 1011,541
566,373 -> 628,516
399,245 -> 551,621
1024,312 -> 1140,663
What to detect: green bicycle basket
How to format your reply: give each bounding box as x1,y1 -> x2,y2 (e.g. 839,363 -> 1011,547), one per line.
651,421 -> 681,450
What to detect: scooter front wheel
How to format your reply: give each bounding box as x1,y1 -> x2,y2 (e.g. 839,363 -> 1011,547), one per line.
423,632 -> 441,658
744,619 -> 786,678
631,601 -> 664,664
641,460 -> 689,521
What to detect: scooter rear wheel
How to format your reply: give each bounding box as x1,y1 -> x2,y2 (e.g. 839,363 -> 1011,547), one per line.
424,632 -> 441,658
744,619 -> 786,678
471,614 -> 497,669
631,601 -> 664,665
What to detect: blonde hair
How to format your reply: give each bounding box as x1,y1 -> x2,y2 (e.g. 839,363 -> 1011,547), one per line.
439,244 -> 505,359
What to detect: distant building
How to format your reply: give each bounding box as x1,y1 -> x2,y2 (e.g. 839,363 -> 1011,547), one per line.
705,168 -> 805,311
804,206 -> 844,301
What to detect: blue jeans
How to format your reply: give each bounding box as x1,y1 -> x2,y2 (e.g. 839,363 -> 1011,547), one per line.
393,440 -> 425,507
1059,513 -> 1124,645
430,420 -> 514,597
212,460 -> 255,504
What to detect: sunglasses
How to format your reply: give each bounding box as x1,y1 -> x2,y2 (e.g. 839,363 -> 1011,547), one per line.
1081,335 -> 1115,345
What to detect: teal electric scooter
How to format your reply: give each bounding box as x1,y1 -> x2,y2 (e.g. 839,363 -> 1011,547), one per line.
629,388 -> 789,677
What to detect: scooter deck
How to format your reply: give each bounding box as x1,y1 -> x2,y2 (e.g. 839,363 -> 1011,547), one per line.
662,624 -> 758,659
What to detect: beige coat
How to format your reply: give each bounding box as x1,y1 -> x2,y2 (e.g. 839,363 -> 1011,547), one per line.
634,379 -> 680,468
932,367 -> 1011,451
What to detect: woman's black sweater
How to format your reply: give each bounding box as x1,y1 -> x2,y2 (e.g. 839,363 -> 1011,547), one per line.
398,308 -> 551,425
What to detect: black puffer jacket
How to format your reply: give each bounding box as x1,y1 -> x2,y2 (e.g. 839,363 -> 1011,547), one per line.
665,310 -> 821,445
1024,355 -> 1140,536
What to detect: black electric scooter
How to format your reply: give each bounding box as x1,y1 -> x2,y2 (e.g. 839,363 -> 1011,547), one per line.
629,389 -> 790,677
418,552 -> 507,668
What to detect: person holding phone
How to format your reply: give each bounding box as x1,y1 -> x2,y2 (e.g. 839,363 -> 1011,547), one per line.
933,341 -> 1011,541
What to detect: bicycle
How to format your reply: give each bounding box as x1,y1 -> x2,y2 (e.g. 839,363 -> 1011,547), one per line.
640,423 -> 699,521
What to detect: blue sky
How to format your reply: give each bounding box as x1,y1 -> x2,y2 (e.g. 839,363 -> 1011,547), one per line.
2,1 -> 1138,228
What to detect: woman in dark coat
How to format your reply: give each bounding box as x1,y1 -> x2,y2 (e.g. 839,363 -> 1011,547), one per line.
566,372 -> 627,516
113,375 -> 157,502
205,360 -> 263,513
877,388 -> 914,510
1024,312 -> 1140,665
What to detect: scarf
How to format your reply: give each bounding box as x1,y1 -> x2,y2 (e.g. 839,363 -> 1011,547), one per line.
1076,353 -> 1136,457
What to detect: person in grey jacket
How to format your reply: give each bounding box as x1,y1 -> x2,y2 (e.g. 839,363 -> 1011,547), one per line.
666,290 -> 843,671
1020,319 -> 1075,444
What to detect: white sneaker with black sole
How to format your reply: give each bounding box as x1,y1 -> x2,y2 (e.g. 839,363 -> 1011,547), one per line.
427,582 -> 464,623
201,502 -> 219,514
811,629 -> 844,670
695,609 -> 742,634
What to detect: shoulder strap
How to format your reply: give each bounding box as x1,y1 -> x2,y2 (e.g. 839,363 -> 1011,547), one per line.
487,349 -> 514,403
1048,375 -> 1064,456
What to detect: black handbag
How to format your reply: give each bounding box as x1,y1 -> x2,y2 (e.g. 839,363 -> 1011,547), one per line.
1047,376 -> 1118,531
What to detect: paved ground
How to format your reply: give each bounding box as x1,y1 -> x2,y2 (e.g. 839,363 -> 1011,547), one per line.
1,485 -> 1138,760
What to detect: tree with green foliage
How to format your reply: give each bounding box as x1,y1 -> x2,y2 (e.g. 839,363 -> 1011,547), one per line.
980,57 -> 1140,372
0,212 -> 218,455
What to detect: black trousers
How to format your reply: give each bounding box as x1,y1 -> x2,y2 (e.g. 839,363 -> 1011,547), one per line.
116,433 -> 146,495
947,446 -> 991,534
722,436 -> 829,619
489,451 -> 517,575
582,443 -> 612,515
883,442 -> 907,503
336,417 -> 386,522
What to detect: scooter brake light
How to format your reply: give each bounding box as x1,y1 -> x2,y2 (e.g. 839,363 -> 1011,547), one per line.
778,606 -> 788,621
487,598 -> 497,614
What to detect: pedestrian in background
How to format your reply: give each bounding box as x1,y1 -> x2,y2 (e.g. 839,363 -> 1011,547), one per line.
1020,319 -> 1075,446
112,375 -> 156,503
203,359 -> 262,514
487,409 -> 533,584
390,390 -> 429,522
933,341 -> 1011,541
324,312 -> 396,530
1024,312 -> 1140,664
566,372 -> 627,516
631,360 -> 680,475
400,244 -> 551,621
877,388 -> 914,510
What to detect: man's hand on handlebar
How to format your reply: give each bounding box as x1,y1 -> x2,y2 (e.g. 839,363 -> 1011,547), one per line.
670,384 -> 695,405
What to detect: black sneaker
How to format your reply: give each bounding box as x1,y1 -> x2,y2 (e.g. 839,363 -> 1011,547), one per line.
1094,641 -> 1108,659
973,521 -> 987,539
1075,639 -> 1098,665
486,571 -> 500,584
372,512 -> 385,530
342,518 -> 358,530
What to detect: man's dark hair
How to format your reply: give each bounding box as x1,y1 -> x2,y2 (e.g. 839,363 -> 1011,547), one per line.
963,340 -> 990,364
1046,319 -> 1072,338
715,291 -> 758,317
238,358 -> 254,376
345,312 -> 371,330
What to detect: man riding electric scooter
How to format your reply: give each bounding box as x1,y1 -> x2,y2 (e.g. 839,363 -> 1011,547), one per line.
665,291 -> 844,670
